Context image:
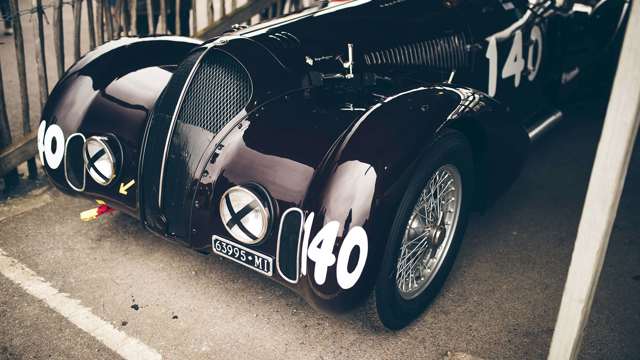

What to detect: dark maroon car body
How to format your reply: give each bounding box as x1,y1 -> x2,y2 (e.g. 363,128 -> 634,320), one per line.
39,0 -> 628,313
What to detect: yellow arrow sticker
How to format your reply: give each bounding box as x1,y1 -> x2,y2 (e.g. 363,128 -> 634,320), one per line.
119,179 -> 135,195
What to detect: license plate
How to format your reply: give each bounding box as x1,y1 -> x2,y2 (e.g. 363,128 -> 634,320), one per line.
212,236 -> 273,276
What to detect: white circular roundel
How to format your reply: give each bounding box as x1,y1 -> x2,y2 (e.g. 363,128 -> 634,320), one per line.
220,186 -> 270,244
83,136 -> 116,186
43,123 -> 64,170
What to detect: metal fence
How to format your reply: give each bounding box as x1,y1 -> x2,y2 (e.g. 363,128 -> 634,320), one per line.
0,0 -> 312,192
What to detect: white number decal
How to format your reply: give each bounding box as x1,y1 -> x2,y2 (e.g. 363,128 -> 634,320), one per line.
299,211 -> 369,290
336,226 -> 368,290
527,25 -> 543,81
486,37 -> 498,97
37,121 -> 65,170
486,24 -> 544,96
501,30 -> 525,88
306,221 -> 339,285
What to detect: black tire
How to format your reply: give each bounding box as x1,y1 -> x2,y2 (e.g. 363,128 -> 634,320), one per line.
371,129 -> 474,330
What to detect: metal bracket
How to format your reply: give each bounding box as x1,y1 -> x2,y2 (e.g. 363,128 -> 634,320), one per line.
342,43 -> 355,79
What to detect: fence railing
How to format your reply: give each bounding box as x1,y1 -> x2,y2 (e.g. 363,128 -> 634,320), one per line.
0,0 -> 314,192
197,0 -> 307,38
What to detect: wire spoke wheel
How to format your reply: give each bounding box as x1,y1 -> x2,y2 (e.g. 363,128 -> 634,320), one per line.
395,164 -> 462,300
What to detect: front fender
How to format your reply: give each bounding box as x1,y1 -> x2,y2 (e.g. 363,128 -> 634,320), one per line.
39,37 -> 201,216
300,84 -> 528,312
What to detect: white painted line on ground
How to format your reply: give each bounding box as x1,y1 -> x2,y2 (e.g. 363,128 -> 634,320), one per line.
0,248 -> 162,360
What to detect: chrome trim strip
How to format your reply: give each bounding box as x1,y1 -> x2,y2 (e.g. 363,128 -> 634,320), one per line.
572,3 -> 593,15
528,110 -> 563,141
276,207 -> 304,284
64,133 -> 86,192
157,48 -> 209,208
612,1 -> 631,45
447,69 -> 456,84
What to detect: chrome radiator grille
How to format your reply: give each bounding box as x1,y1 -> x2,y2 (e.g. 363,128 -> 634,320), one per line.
176,49 -> 253,133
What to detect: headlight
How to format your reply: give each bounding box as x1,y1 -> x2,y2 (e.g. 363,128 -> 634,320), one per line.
83,136 -> 117,186
220,185 -> 271,244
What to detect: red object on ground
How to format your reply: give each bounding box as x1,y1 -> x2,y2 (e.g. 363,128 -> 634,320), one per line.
80,203 -> 114,222
96,204 -> 113,216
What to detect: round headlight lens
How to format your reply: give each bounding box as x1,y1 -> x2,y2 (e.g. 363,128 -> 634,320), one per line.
220,186 -> 270,244
83,136 -> 116,186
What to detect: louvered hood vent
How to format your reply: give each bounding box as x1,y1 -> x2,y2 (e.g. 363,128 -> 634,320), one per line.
363,33 -> 471,71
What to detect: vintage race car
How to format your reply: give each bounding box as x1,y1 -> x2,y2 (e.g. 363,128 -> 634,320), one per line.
38,0 -> 629,329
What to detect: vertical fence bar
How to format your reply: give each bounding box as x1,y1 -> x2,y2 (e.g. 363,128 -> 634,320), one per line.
96,0 -> 104,45
129,0 -> 137,35
122,0 -> 130,35
105,0 -> 114,40
0,60 -> 20,191
175,0 -> 181,35
53,0 -> 65,78
259,1 -> 267,21
32,0 -> 49,109
145,0 -> 154,34
221,0 -> 226,18
121,0 -> 126,36
87,0 -> 97,49
113,0 -> 124,39
207,0 -> 213,24
114,0 -> 121,37
112,0 -> 118,39
119,0 -> 126,38
192,0 -> 198,35
159,0 -> 166,34
103,0 -> 107,39
73,0 -> 83,60
8,0 -> 37,179
119,0 -> 126,35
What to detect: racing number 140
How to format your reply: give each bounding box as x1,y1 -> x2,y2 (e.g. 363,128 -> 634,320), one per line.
300,213 -> 368,290
485,24 -> 543,97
